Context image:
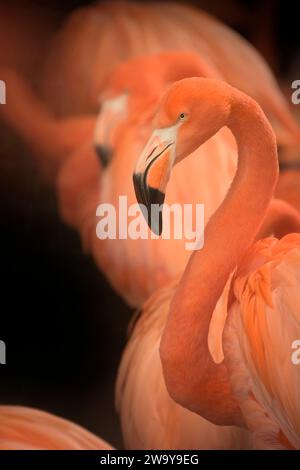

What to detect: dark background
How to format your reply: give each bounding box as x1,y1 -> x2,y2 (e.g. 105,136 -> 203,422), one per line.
0,0 -> 299,448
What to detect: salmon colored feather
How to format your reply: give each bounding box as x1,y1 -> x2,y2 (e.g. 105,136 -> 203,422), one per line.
0,406 -> 113,450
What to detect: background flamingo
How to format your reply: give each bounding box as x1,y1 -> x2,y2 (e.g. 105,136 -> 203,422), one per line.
0,406 -> 113,450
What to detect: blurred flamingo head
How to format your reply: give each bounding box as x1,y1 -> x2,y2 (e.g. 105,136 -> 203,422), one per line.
133,77 -> 231,234
93,56 -> 158,168
94,52 -> 215,169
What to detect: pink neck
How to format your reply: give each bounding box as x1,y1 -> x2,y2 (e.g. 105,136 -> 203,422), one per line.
161,90 -> 278,425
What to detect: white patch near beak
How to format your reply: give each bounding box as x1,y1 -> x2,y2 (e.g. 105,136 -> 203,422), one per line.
94,92 -> 128,145
134,123 -> 179,175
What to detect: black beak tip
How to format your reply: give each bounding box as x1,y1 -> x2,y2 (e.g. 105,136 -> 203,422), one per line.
133,172 -> 143,206
149,211 -> 163,236
94,144 -> 112,168
133,172 -> 165,236
147,187 -> 165,235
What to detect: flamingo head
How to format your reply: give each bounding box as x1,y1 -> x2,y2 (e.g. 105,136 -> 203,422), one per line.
93,58 -> 158,168
93,90 -> 128,168
94,52 -> 214,169
133,77 -> 231,235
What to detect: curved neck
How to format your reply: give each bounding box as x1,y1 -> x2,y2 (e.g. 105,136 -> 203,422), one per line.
161,91 -> 278,425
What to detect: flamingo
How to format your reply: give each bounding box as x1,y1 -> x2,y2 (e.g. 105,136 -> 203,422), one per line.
0,406 -> 113,449
109,64 -> 300,448
132,77 -> 300,449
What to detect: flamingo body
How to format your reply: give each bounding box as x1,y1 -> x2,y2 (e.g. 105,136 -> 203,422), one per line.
0,406 -> 112,450
224,234 -> 300,449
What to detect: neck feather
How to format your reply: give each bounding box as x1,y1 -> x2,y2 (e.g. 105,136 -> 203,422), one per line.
161,91 -> 278,425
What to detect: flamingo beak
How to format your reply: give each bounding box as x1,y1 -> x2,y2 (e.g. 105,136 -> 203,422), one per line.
93,93 -> 128,168
94,144 -> 112,168
133,125 -> 177,235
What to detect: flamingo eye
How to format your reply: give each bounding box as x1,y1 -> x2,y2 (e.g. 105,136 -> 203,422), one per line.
179,112 -> 186,121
